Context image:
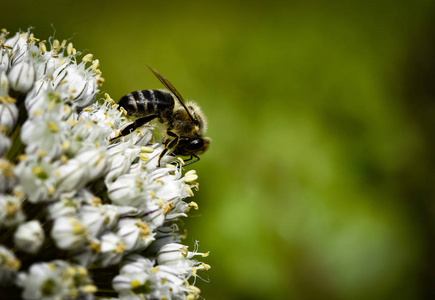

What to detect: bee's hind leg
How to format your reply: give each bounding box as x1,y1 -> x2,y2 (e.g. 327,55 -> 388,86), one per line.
110,115 -> 158,142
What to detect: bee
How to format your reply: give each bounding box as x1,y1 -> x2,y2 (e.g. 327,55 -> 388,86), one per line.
111,66 -> 211,167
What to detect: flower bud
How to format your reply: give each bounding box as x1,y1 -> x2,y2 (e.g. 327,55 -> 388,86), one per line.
0,194 -> 25,227
53,63 -> 98,108
116,218 -> 155,252
51,216 -> 88,250
56,158 -> 88,193
156,243 -> 191,265
14,220 -> 44,254
0,99 -> 18,134
36,56 -> 58,79
8,57 -> 35,93
75,148 -> 108,180
112,272 -> 150,295
0,159 -> 16,192
78,204 -> 119,237
156,242 -> 208,270
0,70 -> 9,95
105,146 -> 141,184
0,246 -> 20,284
46,192 -> 80,219
0,132 -> 11,156
14,159 -> 58,203
5,32 -> 28,65
107,173 -> 147,207
0,49 -> 10,72
99,232 -> 125,267
119,255 -> 153,274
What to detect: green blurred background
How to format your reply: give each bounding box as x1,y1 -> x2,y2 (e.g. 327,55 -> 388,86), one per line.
3,0 -> 434,299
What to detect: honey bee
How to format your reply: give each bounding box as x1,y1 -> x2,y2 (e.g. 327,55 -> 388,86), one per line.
111,66 -> 211,167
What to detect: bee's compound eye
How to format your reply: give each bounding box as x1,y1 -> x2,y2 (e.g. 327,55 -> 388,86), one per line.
187,138 -> 204,151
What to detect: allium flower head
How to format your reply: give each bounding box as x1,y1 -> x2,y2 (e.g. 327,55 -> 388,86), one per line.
0,29 -> 209,300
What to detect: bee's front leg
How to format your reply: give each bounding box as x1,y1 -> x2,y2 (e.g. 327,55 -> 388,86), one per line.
157,130 -> 179,167
183,154 -> 200,166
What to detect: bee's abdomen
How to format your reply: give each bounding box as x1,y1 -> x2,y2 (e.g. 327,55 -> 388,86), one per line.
119,90 -> 174,118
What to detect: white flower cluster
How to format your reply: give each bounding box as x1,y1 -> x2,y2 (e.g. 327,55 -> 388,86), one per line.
0,29 -> 209,300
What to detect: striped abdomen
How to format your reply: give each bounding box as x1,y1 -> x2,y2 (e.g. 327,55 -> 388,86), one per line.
118,90 -> 175,119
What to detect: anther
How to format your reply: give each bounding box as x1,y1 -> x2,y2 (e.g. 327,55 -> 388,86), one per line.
52,39 -> 60,52
82,53 -> 93,62
67,42 -> 73,56
141,146 -> 154,153
184,170 -> 198,183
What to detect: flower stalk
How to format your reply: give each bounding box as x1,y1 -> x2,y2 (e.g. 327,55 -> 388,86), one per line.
0,29 -> 209,300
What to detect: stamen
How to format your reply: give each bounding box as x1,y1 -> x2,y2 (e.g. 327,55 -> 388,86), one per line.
52,39 -> 60,52
0,160 -> 14,178
184,170 -> 198,183
140,153 -> 149,161
82,285 -> 97,294
39,42 -> 47,55
141,146 -> 154,153
82,53 -> 93,62
57,58 -> 67,66
115,242 -> 126,253
48,122 -> 58,132
189,201 -> 199,210
92,59 -> 99,72
67,42 -> 73,55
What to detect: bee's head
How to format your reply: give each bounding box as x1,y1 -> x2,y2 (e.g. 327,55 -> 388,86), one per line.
187,136 -> 211,154
176,136 -> 211,156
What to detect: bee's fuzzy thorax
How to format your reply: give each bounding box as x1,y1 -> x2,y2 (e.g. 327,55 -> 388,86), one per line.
185,100 -> 208,134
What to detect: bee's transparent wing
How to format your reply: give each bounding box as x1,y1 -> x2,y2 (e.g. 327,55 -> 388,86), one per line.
148,66 -> 197,123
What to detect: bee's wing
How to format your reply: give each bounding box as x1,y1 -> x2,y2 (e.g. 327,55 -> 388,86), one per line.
148,66 -> 197,123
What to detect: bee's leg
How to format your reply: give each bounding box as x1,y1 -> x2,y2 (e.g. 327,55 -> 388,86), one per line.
183,156 -> 193,162
183,154 -> 200,166
110,115 -> 158,142
157,131 -> 179,167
